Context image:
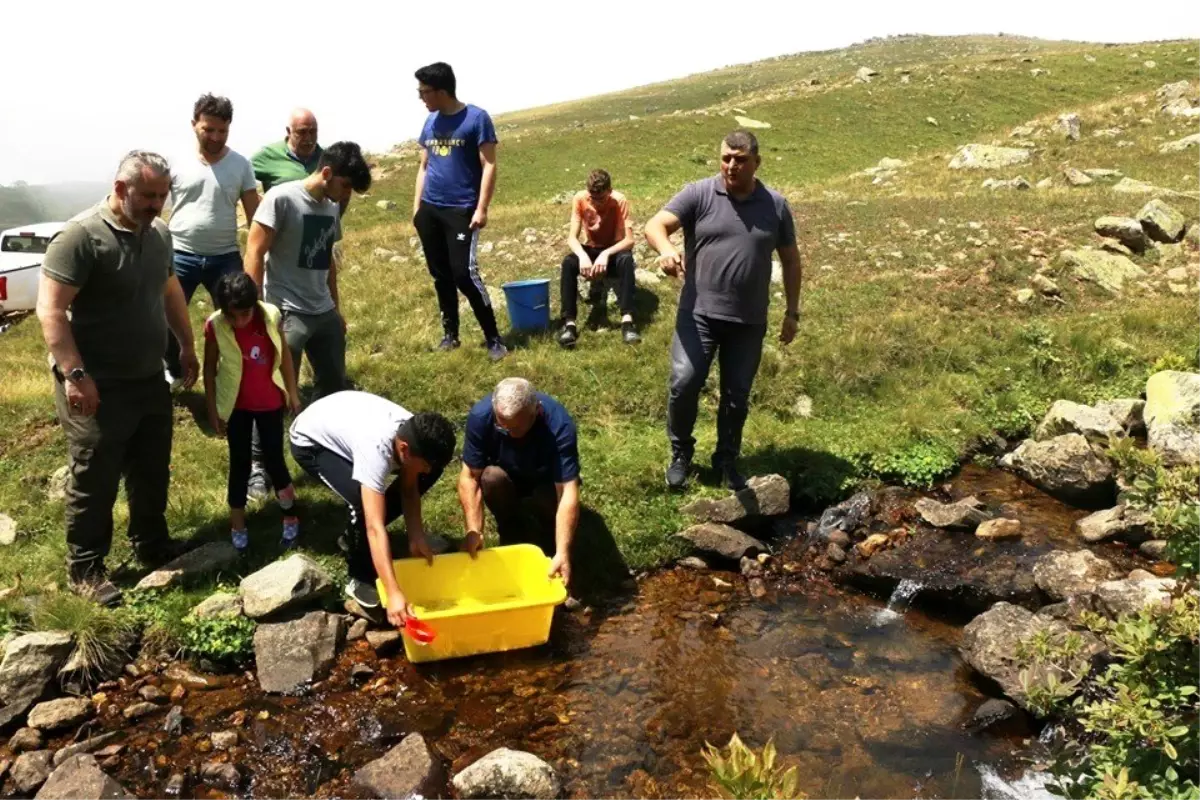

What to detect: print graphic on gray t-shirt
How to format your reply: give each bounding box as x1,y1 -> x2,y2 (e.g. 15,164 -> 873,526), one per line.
255,181 -> 342,314
664,176 -> 796,326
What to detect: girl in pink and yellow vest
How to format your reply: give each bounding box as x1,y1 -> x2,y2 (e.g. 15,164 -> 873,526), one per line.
203,272 -> 301,552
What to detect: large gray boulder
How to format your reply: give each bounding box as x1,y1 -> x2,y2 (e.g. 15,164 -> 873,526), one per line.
0,632 -> 74,728
1000,434 -> 1115,507
680,474 -> 790,525
452,748 -> 562,800
914,496 -> 992,529
1156,80 -> 1199,117
27,697 -> 91,732
352,733 -> 441,799
240,554 -> 332,619
253,610 -> 343,693
676,523 -> 767,561
1137,199 -> 1187,243
960,603 -> 1105,712
1144,371 -> 1200,466
1093,217 -> 1148,252
1034,400 -> 1124,445
1033,550 -> 1119,601
1076,505 -> 1153,544
1094,399 -> 1145,436
814,492 -> 872,541
948,144 -> 1031,170
135,542 -> 240,591
1058,249 -> 1145,294
12,750 -> 55,794
1094,576 -> 1178,617
35,754 -> 130,800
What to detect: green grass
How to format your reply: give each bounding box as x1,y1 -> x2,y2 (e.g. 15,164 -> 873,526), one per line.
0,34 -> 1197,649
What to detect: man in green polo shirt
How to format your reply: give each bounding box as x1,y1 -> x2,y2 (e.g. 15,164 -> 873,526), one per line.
251,108 -> 323,192
36,150 -> 200,606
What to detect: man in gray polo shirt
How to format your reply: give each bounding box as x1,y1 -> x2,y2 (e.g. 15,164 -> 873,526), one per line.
36,151 -> 200,605
645,130 -> 803,491
245,141 -> 371,400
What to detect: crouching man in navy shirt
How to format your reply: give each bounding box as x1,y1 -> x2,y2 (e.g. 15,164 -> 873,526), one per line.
458,378 -> 580,587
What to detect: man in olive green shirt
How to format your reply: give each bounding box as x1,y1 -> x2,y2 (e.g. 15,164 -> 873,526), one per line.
36,151 -> 199,605
252,108 -> 323,192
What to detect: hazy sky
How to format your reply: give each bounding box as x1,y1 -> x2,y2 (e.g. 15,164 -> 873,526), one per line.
1,0 -> 1196,186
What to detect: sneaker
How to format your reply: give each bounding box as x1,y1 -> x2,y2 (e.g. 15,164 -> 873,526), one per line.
345,578 -> 380,609
621,321 -> 641,345
231,529 -> 249,552
247,464 -> 270,502
164,368 -> 184,392
437,333 -> 461,352
558,324 -> 579,349
281,517 -> 300,549
68,565 -> 123,607
716,460 -> 748,491
135,537 -> 192,569
666,453 -> 691,490
486,338 -> 509,362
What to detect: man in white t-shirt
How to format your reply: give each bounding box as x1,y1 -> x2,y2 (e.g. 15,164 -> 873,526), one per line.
289,391 -> 456,627
165,93 -> 259,383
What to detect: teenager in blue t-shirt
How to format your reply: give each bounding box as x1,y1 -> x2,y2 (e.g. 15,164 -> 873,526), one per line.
457,378 -> 579,588
411,62 -> 507,361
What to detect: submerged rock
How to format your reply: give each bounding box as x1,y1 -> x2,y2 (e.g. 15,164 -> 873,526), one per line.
199,762 -> 240,792
453,747 -> 562,800
27,697 -> 91,732
35,754 -> 130,800
914,496 -> 992,529
676,523 -> 767,561
976,519 -> 1022,541
353,733 -> 441,799
1033,550 -> 1119,601
814,492 -> 872,541
1000,434 -> 1115,508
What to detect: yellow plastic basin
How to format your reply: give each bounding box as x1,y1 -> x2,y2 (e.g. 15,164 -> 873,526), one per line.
376,543 -> 567,663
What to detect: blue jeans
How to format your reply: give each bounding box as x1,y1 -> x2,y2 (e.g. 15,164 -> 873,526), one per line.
165,250 -> 242,378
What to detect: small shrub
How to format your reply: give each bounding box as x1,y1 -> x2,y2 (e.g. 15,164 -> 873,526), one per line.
867,439 -> 958,488
1014,627 -> 1091,718
701,733 -> 804,800
31,594 -> 136,682
1109,440 -> 1200,576
179,613 -> 256,667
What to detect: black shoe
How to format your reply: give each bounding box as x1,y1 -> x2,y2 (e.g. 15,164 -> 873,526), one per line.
437,333 -> 461,352
717,461 -> 748,491
666,454 -> 691,490
345,578 -> 381,609
135,537 -> 192,569
558,324 -> 579,349
621,321 -> 641,345
487,338 -> 509,361
68,565 -> 123,607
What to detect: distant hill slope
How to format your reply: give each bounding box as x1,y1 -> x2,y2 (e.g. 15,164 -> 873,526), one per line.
0,181 -> 107,230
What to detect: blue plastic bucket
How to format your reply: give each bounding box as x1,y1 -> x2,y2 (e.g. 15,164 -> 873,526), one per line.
501,279 -> 551,332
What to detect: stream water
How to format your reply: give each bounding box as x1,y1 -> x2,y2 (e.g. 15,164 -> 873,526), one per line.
73,568 -> 1033,800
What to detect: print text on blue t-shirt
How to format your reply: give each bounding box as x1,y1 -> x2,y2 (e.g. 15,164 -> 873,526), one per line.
419,104 -> 498,209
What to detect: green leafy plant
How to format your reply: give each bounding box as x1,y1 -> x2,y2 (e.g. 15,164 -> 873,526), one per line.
1109,440 -> 1200,576
31,593 -> 136,683
868,440 -> 958,488
701,733 -> 804,800
1014,628 -> 1091,717
179,613 -> 256,666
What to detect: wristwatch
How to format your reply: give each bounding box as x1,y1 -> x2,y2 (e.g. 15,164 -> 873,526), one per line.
784,310 -> 801,322
66,367 -> 87,383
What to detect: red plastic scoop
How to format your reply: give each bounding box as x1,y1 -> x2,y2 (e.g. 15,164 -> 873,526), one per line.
405,618 -> 437,645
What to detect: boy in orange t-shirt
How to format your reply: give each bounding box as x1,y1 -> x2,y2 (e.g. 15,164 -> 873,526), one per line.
559,169 -> 640,347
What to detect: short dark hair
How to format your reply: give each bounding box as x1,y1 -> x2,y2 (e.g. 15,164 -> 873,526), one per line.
586,169 -> 611,194
723,129 -> 759,156
193,93 -> 233,123
415,62 -> 457,98
318,141 -> 372,193
214,271 -> 257,313
399,412 -> 456,472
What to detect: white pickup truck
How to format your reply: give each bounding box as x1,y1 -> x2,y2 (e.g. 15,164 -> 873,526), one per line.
0,222 -> 66,314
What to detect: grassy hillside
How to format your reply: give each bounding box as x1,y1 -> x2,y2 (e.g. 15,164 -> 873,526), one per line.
0,182 -> 108,230
0,35 -> 1197,628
